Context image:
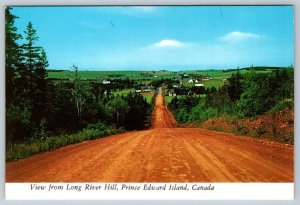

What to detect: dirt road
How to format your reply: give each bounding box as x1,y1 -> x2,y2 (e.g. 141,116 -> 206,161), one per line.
6,91 -> 293,182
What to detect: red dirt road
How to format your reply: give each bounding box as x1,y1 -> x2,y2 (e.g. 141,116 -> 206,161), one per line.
151,92 -> 177,128
6,91 -> 293,182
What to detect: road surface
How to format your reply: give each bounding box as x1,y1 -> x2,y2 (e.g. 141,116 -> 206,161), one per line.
6,90 -> 293,182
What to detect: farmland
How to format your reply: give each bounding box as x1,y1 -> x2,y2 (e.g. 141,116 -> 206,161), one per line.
47,67 -> 276,90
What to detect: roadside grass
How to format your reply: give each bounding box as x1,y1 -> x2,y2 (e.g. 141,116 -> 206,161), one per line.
6,127 -> 124,162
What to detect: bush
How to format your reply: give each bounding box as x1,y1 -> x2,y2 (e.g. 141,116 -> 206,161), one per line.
269,98 -> 294,114
6,126 -> 124,162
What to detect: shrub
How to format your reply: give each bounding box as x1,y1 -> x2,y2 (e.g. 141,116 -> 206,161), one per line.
6,126 -> 124,162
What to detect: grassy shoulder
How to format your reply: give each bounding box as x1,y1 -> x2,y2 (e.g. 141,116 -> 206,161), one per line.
6,125 -> 124,162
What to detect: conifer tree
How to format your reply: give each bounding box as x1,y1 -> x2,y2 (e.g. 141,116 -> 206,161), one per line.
5,7 -> 22,103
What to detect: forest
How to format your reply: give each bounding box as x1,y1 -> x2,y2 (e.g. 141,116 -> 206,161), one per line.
5,8 -> 152,161
169,67 -> 294,143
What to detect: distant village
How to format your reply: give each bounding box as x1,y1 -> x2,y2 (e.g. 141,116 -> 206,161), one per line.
99,72 -> 220,97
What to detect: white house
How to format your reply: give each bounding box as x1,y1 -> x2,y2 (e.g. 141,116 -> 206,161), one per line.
195,84 -> 204,87
102,80 -> 111,84
168,89 -> 176,96
188,79 -> 194,83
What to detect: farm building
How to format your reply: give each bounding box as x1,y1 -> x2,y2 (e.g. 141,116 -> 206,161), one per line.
102,80 -> 111,84
195,84 -> 204,87
202,76 -> 211,81
168,89 -> 177,96
141,86 -> 154,92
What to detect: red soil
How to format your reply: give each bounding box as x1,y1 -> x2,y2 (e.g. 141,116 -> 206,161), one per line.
6,92 -> 293,182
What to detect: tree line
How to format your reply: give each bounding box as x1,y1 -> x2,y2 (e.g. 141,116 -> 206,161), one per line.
169,67 -> 294,124
6,8 -> 152,148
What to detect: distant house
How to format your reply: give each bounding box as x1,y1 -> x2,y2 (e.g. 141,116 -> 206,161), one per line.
172,84 -> 179,88
141,85 -> 154,92
195,84 -> 204,87
195,79 -> 199,83
102,80 -> 111,84
135,89 -> 142,93
168,89 -> 176,96
188,79 -> 194,83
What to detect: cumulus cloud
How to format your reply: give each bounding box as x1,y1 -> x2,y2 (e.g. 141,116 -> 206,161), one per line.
220,31 -> 263,43
152,39 -> 186,48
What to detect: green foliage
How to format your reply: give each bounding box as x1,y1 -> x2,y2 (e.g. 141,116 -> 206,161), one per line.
169,67 -> 294,129
5,9 -> 153,161
227,69 -> 243,101
124,93 -> 151,130
107,96 -> 129,128
5,7 -> 22,104
6,126 -> 124,162
169,96 -> 219,123
269,98 -> 294,114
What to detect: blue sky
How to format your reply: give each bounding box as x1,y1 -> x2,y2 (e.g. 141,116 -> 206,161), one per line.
12,6 -> 294,70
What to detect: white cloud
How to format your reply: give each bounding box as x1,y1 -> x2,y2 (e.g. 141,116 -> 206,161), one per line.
152,39 -> 186,48
220,31 -> 263,43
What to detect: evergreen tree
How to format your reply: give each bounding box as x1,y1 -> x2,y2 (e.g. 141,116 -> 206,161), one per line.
32,49 -> 48,122
20,22 -> 42,98
227,69 -> 243,102
5,7 -> 22,103
21,22 -> 48,125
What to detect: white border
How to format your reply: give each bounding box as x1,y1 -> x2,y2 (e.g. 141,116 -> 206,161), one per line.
5,183 -> 294,200
1,0 -> 299,204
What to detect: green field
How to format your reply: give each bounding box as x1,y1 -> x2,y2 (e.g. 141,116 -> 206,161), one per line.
181,67 -> 275,78
143,96 -> 153,104
165,96 -> 175,105
47,67 -> 276,82
182,78 -> 224,88
112,88 -> 135,96
47,70 -> 177,80
112,88 -> 154,104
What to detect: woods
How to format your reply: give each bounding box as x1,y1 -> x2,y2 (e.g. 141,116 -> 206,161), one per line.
6,8 -> 152,161
169,67 -> 294,143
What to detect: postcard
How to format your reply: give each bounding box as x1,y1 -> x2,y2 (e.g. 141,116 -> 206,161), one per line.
5,5 -> 294,200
